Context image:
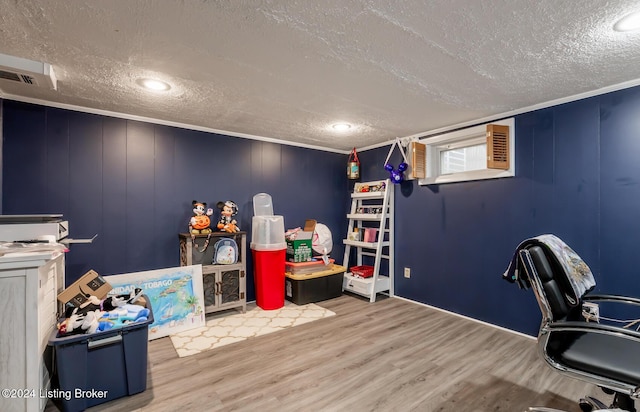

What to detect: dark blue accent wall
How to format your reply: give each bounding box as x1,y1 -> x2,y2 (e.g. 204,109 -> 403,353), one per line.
5,85 -> 640,336
359,85 -> 640,336
2,101 -> 349,301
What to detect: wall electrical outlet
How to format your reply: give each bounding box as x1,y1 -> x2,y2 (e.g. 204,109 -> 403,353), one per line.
404,267 -> 411,278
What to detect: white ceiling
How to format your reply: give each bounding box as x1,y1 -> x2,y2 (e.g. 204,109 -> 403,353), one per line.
1,1 -> 640,153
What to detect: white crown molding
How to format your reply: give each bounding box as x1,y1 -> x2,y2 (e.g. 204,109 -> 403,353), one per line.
358,77 -> 640,153
0,93 -> 350,155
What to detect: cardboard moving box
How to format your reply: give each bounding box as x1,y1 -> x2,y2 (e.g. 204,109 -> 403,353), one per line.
57,269 -> 112,308
286,219 -> 316,263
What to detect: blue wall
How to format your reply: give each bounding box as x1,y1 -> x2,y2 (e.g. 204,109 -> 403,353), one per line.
1,101 -> 349,301
358,85 -> 640,336
4,85 -> 640,336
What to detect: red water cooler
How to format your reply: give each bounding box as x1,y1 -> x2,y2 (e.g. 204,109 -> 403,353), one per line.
251,215 -> 286,310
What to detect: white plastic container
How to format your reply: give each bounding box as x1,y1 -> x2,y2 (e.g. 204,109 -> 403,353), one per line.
253,193 -> 274,216
250,215 -> 286,250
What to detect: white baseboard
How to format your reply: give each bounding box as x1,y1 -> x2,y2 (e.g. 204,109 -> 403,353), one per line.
393,295 -> 536,341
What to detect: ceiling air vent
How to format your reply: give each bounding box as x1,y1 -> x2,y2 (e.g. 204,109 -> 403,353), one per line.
0,53 -> 57,90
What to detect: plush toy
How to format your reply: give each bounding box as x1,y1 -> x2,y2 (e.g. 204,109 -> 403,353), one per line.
80,309 -> 102,334
58,288 -> 147,336
216,200 -> 240,233
57,308 -> 85,335
64,290 -> 129,318
190,200 -> 214,234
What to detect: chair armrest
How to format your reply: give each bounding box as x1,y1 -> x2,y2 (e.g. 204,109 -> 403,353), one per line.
584,294 -> 640,306
547,320 -> 640,340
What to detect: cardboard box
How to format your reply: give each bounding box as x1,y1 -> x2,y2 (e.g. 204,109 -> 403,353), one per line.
57,270 -> 112,308
286,219 -> 316,263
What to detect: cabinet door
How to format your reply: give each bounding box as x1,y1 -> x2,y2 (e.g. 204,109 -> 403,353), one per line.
202,268 -> 219,312
219,269 -> 243,306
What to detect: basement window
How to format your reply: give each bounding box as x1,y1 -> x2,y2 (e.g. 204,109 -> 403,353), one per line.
418,118 -> 515,185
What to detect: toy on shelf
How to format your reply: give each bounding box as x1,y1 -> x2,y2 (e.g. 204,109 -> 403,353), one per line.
216,200 -> 240,233
189,200 -> 214,235
354,181 -> 386,193
356,207 -> 383,214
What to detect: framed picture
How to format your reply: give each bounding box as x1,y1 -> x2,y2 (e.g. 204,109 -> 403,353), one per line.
105,265 -> 205,340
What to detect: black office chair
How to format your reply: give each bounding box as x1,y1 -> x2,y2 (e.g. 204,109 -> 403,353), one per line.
504,234 -> 640,412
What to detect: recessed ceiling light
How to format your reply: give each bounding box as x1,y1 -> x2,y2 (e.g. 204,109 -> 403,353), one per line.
331,123 -> 352,131
614,11 -> 640,32
136,78 -> 171,91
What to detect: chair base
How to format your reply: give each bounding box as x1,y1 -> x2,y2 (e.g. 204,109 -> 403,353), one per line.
611,392 -> 636,412
579,396 -> 608,411
577,392 -> 636,412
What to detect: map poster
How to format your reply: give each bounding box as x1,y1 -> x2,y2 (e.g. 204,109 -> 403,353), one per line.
105,265 -> 205,340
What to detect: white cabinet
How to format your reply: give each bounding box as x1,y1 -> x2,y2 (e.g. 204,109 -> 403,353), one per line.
0,252 -> 64,412
342,179 -> 394,302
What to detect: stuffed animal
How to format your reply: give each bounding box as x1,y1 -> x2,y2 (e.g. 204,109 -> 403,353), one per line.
216,200 -> 240,233
58,288 -> 147,336
80,309 -> 102,334
63,291 -> 128,318
190,200 -> 214,234
57,308 -> 85,335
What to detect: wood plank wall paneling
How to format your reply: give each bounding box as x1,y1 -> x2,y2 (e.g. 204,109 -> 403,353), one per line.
125,121 -> 156,272
102,117 -> 128,276
1,101 -> 348,301
152,125 -> 177,269
67,112 -> 104,277
357,85 -> 640,336
3,103 -> 47,213
600,87 -> 640,296
45,109 -> 71,215
6,83 -> 640,336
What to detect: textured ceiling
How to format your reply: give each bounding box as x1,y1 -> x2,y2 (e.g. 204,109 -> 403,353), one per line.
1,1 -> 640,152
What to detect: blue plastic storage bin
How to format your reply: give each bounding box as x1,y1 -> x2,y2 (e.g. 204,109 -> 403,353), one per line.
47,296 -> 153,412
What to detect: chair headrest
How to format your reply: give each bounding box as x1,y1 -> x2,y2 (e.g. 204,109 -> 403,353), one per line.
503,234 -> 596,303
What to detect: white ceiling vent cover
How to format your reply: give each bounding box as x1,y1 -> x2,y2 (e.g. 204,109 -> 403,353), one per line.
0,53 -> 57,90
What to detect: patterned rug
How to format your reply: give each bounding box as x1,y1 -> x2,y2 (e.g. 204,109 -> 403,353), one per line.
170,302 -> 335,357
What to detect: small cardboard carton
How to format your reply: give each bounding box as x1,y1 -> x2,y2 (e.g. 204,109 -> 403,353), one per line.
286,219 -> 316,263
57,269 -> 112,308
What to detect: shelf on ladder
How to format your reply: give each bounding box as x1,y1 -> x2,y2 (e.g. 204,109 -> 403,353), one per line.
341,179 -> 394,302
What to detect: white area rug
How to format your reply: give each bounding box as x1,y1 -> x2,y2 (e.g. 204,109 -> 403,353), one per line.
170,302 -> 335,357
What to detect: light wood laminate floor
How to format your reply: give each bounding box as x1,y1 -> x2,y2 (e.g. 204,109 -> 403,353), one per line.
46,294 -> 612,412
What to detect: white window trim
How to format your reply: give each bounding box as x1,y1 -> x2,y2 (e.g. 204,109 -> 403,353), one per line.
418,117 -> 515,186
